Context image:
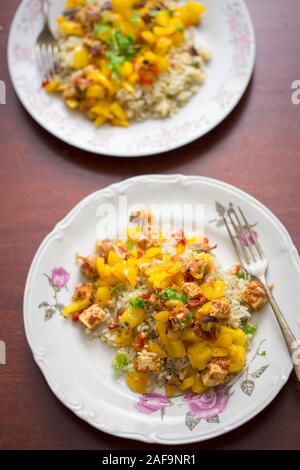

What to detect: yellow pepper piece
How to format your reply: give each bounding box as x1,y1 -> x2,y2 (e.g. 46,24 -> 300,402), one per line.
155,36 -> 172,56
119,306 -> 146,328
228,344 -> 246,373
123,265 -> 138,286
154,310 -> 169,323
110,102 -> 128,121
58,20 -> 84,36
62,298 -> 90,318
65,99 -> 79,109
180,376 -> 194,392
165,383 -> 177,398
73,45 -> 89,70
44,80 -> 60,93
107,250 -> 122,266
200,280 -> 226,300
95,286 -> 111,307
192,375 -> 209,394
121,61 -> 134,78
126,370 -> 148,394
141,30 -> 156,45
188,343 -> 212,370
155,10 -> 170,27
153,24 -> 176,36
165,339 -> 186,358
145,247 -> 162,258
114,328 -> 132,347
211,347 -> 228,357
88,71 -> 114,92
181,327 -> 202,343
168,261 -> 182,275
66,0 -> 85,8
148,341 -> 167,358
85,85 -> 105,99
94,115 -> 108,127
112,0 -> 136,17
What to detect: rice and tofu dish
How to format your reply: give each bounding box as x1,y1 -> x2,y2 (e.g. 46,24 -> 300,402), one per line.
44,0 -> 210,127
62,210 -> 268,397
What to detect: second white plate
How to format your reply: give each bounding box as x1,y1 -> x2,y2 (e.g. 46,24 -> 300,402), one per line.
8,0 -> 255,157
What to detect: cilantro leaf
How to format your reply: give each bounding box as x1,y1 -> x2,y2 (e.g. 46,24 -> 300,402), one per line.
130,297 -> 145,309
93,23 -> 108,38
160,288 -> 188,303
243,324 -> 257,335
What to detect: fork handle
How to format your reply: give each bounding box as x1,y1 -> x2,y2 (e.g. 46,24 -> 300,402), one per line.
42,0 -> 49,18
259,277 -> 300,381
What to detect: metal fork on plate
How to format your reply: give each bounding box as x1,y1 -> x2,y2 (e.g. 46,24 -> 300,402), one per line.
222,204 -> 300,381
35,0 -> 59,82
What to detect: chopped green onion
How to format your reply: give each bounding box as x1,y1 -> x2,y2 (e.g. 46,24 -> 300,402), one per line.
243,324 -> 257,335
237,270 -> 246,279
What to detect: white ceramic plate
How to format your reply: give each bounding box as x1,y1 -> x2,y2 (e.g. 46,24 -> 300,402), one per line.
8,0 -> 255,157
24,175 -> 300,444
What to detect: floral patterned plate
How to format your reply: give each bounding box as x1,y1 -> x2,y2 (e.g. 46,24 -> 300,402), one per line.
8,0 -> 255,157
23,175 -> 300,444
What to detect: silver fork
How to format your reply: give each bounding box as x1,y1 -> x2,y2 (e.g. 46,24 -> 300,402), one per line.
35,0 -> 59,82
222,203 -> 300,381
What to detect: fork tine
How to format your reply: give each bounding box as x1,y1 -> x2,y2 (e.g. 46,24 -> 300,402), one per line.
229,206 -> 257,262
35,44 -> 43,71
47,45 -> 55,80
221,212 -> 245,268
238,206 -> 264,259
226,207 -> 251,264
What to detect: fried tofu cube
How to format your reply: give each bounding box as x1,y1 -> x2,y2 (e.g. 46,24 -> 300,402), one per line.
182,282 -> 202,299
136,351 -> 161,372
79,304 -> 106,330
210,298 -> 231,320
77,254 -> 98,280
72,282 -> 93,302
241,280 -> 268,310
201,359 -> 230,387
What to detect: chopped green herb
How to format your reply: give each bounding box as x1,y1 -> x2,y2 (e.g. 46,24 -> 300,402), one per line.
160,288 -> 188,303
166,93 -> 173,99
130,12 -> 141,24
237,270 -> 246,279
130,297 -> 145,309
243,324 -> 257,335
111,283 -> 124,294
187,313 -> 194,320
258,351 -> 267,356
192,62 -> 200,68
176,25 -> 184,32
112,352 -> 128,374
126,240 -> 135,251
93,23 -> 108,38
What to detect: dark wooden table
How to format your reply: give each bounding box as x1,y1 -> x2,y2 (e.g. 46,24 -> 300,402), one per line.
1,0 -> 300,451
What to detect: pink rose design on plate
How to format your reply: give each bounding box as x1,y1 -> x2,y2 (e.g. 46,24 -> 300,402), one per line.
51,267 -> 70,289
184,389 -> 229,420
135,393 -> 169,414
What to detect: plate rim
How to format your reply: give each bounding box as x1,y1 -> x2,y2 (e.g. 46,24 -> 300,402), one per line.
8,0 -> 256,158
23,174 -> 299,444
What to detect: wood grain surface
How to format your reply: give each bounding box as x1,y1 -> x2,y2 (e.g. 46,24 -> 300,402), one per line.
0,0 -> 300,450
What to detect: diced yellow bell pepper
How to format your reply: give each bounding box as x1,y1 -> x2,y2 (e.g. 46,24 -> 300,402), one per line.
119,306 -> 146,328
228,344 -> 246,373
128,72 -> 139,85
192,375 -> 209,394
94,115 -> 108,127
165,383 -> 177,398
145,247 -> 162,258
211,347 -> 228,357
65,99 -> 79,109
114,328 -> 132,347
181,328 -> 202,343
153,25 -> 176,36
44,80 -> 60,93
155,36 -> 172,56
180,376 -> 194,391
200,280 -> 226,300
155,10 -> 170,27
156,56 -> 169,73
156,320 -> 168,344
66,0 -> 85,8
188,343 -> 212,370
88,71 -> 114,92
58,20 -> 84,36
123,266 -> 138,286
165,339 -> 186,358
73,46 -> 89,70
141,30 -> 156,45
85,85 -> 105,99
126,370 -> 148,394
121,61 -> 134,78
62,298 -> 90,318
107,250 -> 122,266
95,286 -> 111,307
148,341 -> 167,357
154,311 -> 169,323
